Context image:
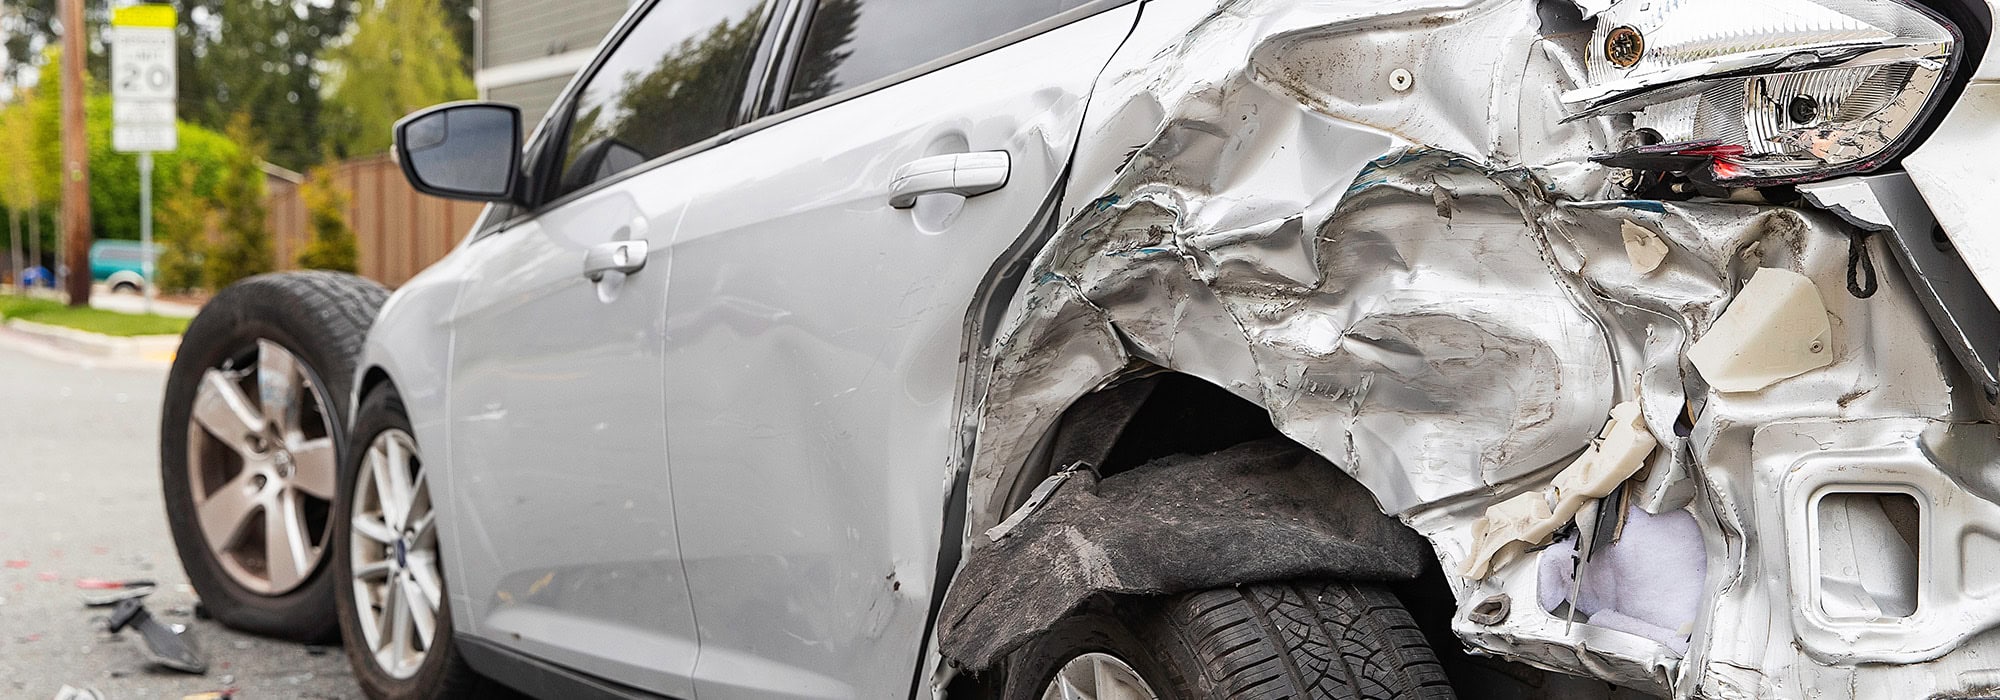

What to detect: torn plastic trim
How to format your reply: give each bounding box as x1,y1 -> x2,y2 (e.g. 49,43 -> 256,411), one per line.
1462,401 -> 1658,579
938,439 -> 1429,671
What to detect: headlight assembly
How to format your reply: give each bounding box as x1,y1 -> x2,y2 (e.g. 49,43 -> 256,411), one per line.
1564,0 -> 1961,186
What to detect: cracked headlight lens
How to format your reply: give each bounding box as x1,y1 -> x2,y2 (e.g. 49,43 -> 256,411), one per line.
1564,0 -> 1959,185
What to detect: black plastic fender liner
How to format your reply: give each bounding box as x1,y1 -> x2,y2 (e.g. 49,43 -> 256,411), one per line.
936,437 -> 1431,671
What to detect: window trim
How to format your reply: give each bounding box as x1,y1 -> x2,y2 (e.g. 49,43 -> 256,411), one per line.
746,0 -> 1139,137
485,0 -> 1138,232
532,0 -> 789,209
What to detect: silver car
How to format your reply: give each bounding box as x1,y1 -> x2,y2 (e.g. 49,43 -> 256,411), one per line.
158,0 -> 2000,697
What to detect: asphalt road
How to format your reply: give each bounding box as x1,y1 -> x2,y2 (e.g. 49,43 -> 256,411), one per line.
0,339 -> 362,698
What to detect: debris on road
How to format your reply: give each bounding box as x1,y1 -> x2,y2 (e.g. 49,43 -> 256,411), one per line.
79,578 -> 157,607
52,685 -> 105,700
106,597 -> 208,674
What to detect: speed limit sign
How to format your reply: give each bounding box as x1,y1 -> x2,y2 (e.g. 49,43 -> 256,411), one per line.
111,4 -> 177,153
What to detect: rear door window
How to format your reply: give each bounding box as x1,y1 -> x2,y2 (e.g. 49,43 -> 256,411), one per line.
548,0 -> 770,201
785,0 -> 1077,107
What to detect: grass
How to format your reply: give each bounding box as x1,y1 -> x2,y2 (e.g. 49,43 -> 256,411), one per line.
0,294 -> 191,337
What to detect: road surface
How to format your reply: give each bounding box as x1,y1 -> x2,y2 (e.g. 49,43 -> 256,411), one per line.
0,339 -> 361,698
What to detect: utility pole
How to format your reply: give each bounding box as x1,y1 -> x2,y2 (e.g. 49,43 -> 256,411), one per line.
59,0 -> 92,307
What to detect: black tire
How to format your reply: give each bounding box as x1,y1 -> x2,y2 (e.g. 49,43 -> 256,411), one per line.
335,385 -> 486,700
1005,581 -> 1455,700
160,271 -> 387,642
113,281 -> 140,294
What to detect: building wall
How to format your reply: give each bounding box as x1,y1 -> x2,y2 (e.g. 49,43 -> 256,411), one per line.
488,74 -> 577,132
477,0 -> 633,126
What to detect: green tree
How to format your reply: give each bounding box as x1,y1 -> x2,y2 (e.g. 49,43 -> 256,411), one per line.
296,164 -> 358,273
1,0 -> 111,90
0,93 -> 37,285
154,162 -> 208,294
174,0 -> 354,169
323,0 -> 476,158
203,114 -> 273,289
21,48 -> 243,243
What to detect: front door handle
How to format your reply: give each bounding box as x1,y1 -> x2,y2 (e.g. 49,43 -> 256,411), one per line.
583,240 -> 647,282
889,151 -> 1010,209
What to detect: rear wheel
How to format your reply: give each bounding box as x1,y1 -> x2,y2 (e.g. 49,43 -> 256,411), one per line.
1006,580 -> 1454,700
160,271 -> 387,641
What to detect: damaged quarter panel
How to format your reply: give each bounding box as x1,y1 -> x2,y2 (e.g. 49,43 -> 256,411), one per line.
946,0 -> 2000,697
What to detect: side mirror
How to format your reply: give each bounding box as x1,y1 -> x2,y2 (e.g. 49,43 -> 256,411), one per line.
394,102 -> 523,203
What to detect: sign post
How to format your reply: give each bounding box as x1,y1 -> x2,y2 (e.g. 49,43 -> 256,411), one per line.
111,4 -> 177,314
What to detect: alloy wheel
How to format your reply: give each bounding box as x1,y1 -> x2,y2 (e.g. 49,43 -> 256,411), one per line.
185,339 -> 338,595
349,428 -> 441,680
1043,653 -> 1159,700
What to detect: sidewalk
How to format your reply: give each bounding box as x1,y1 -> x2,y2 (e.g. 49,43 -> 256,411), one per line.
0,318 -> 180,368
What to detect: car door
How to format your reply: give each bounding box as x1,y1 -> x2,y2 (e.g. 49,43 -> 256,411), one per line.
441,0 -> 776,695
657,1 -> 1141,697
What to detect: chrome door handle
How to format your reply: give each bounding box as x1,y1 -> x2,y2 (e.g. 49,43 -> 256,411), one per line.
889,151 -> 1011,209
583,240 -> 647,282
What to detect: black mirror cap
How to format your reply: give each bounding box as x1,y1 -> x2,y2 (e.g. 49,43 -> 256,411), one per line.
393,102 -> 525,205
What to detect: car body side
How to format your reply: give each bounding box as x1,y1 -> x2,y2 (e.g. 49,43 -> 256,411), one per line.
359,0 -> 2000,698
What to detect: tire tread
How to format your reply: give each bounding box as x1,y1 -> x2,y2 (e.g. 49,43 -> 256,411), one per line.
1163,581 -> 1456,700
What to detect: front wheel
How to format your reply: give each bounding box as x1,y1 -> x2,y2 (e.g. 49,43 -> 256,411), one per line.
334,385 -> 484,699
1005,580 -> 1454,700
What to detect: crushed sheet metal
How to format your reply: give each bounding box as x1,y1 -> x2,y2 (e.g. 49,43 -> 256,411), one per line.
1686,268 -> 1833,393
941,0 -> 2000,696
1798,179 -> 1896,233
1462,401 -> 1656,578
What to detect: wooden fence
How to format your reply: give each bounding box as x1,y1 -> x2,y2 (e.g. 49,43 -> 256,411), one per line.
265,155 -> 487,288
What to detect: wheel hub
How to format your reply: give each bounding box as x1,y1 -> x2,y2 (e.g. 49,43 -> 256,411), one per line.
185,339 -> 338,596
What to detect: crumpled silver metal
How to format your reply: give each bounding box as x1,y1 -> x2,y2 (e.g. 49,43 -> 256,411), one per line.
948,0 -> 2000,697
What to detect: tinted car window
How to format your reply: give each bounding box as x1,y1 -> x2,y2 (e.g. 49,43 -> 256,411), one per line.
786,0 -> 1073,107
551,0 -> 769,200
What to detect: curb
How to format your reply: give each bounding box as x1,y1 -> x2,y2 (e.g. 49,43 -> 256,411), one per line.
0,318 -> 180,366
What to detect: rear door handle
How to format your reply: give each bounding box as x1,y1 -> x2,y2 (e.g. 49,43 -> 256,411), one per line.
583,240 -> 647,281
889,151 -> 1010,209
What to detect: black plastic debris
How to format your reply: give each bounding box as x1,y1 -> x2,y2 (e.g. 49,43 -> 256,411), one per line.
107,597 -> 208,674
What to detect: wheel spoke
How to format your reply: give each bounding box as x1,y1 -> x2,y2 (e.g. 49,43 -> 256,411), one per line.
256,340 -> 302,438
290,437 -> 337,500
407,552 -> 445,609
403,576 -> 437,649
1055,674 -> 1085,700
1097,658 -> 1143,700
193,370 -> 266,457
389,576 -> 413,659
384,438 -> 415,529
369,445 -> 406,530
352,559 -> 393,581
265,489 -> 313,591
410,510 -> 437,546
373,575 -> 400,655
352,513 -> 398,544
197,471 -> 261,552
